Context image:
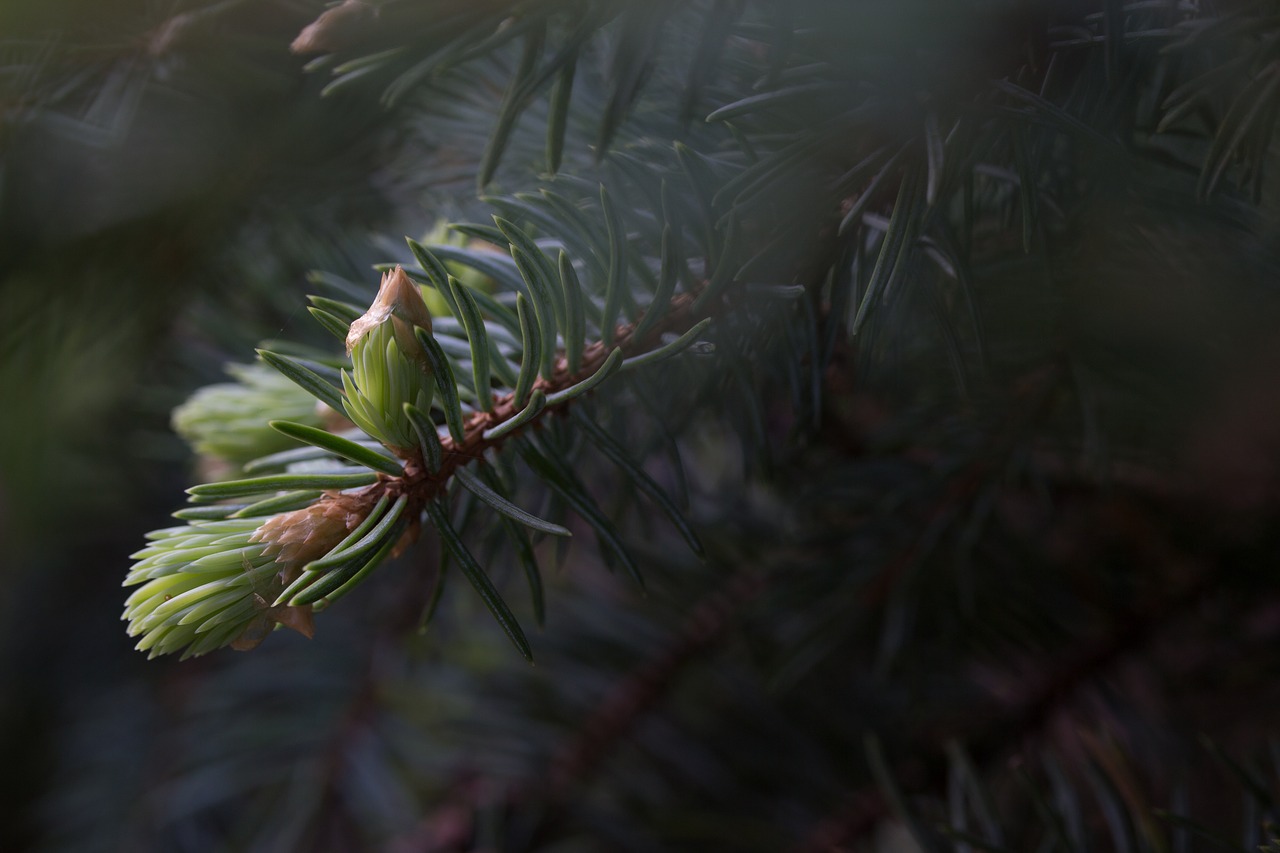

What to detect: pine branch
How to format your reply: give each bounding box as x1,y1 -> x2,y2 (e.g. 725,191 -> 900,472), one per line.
389,564 -> 766,850
366,287 -> 711,509
539,567 -> 765,797
70,2 -> 1280,849
123,247 -> 719,660
786,459 -> 1267,850
348,277 -> 712,515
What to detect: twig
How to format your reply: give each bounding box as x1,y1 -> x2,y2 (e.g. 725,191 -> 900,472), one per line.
538,567 -> 766,798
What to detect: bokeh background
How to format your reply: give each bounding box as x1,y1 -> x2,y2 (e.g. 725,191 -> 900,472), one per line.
9,2 -> 1280,851
0,2 -> 408,846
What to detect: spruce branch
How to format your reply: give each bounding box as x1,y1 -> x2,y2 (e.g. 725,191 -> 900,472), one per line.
295,279 -> 713,533
389,564 -> 767,850
90,2 -> 1280,846
125,248 -> 718,659
541,566 -> 765,797
791,530 -> 1223,853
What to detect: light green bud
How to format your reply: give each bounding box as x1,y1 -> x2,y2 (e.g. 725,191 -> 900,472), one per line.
341,266 -> 435,453
122,496 -> 367,659
172,363 -> 325,468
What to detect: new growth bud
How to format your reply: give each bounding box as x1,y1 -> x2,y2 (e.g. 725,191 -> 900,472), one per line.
346,265 -> 433,365
172,363 -> 325,468
341,266 -> 436,454
251,496 -> 366,569
121,497 -> 366,659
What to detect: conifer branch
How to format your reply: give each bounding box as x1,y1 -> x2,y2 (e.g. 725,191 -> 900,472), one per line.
393,564 -> 767,849
540,567 -> 765,798
792,513 -> 1222,851
306,285 -> 714,561
71,1 -> 1280,846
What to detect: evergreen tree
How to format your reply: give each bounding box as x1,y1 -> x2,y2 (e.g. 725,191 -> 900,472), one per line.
6,1 -> 1280,850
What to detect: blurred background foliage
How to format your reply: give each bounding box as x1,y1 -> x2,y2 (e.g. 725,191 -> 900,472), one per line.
7,1 -> 1280,851
0,0 -> 402,845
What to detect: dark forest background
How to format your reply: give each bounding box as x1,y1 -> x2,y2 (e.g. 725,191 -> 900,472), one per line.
6,1 -> 1280,851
